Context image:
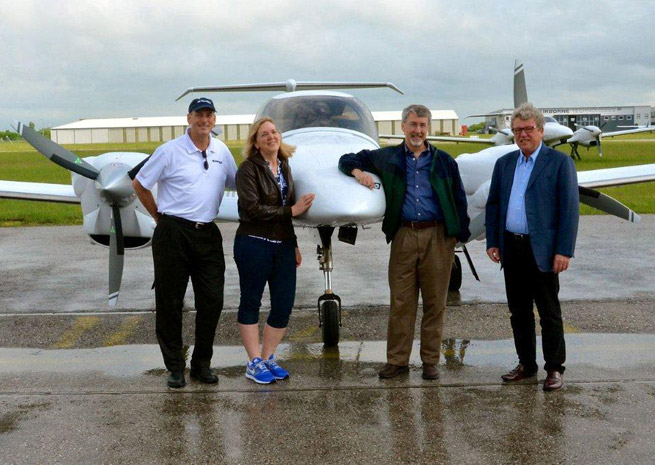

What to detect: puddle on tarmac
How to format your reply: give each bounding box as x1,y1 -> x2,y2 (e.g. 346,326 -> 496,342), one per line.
1,334 -> 654,377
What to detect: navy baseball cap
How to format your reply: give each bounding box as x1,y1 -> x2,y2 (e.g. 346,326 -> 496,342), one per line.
188,97 -> 216,113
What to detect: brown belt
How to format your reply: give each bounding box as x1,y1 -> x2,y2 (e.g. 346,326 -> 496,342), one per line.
401,220 -> 440,230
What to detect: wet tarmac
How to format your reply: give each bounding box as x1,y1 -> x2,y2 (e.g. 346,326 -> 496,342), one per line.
1,216 -> 655,463
1,331 -> 655,464
1,215 -> 654,312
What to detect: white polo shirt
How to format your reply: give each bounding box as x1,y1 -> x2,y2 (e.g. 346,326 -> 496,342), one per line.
136,130 -> 237,222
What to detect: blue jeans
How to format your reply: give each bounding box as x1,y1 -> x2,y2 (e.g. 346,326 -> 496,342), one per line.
233,235 -> 296,328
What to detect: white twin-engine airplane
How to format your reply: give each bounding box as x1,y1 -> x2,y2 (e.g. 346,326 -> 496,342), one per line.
2,79 -> 655,346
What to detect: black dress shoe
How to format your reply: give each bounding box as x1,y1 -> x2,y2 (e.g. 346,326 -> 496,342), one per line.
422,364 -> 439,380
501,364 -> 537,382
167,371 -> 186,388
190,367 -> 218,384
543,371 -> 563,391
378,364 -> 409,379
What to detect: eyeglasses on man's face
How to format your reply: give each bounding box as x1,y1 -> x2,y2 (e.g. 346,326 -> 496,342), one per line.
512,126 -> 537,135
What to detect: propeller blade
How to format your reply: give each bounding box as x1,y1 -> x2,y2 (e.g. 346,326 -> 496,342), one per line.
597,138 -> 603,157
127,155 -> 151,180
108,204 -> 125,307
13,121 -> 100,180
579,186 -> 640,223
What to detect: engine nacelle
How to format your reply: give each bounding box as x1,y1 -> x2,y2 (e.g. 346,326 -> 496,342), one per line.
72,152 -> 156,249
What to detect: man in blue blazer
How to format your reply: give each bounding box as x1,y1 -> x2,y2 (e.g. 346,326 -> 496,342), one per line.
486,103 -> 579,391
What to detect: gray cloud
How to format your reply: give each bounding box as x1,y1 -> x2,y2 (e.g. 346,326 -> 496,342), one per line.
1,0 -> 654,130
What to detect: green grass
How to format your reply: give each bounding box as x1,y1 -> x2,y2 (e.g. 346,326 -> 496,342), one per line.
423,135 -> 655,217
0,140 -> 244,226
1,135 -> 654,226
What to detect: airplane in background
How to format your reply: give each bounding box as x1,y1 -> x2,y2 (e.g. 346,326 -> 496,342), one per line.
2,79 -> 655,347
512,60 -> 655,159
388,60 -> 655,158
380,60 -> 574,148
568,122 -> 655,159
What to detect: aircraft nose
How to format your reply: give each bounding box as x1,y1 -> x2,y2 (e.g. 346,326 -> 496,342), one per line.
292,169 -> 386,226
569,128 -> 591,144
568,131 -> 584,144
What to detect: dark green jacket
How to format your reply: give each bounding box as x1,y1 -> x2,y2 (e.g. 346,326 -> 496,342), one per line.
339,143 -> 470,244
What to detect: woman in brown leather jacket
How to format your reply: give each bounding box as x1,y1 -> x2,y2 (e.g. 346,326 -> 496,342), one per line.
234,117 -> 314,384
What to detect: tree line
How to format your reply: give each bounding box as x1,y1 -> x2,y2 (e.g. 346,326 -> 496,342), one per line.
1,123 -> 50,141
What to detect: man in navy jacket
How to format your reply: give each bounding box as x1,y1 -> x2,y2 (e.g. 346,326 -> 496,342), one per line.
486,103 -> 579,391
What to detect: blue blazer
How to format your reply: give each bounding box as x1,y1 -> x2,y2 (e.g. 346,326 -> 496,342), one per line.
485,145 -> 580,272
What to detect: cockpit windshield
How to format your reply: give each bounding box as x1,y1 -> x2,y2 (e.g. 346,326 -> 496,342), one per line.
255,94 -> 378,140
545,116 -> 558,123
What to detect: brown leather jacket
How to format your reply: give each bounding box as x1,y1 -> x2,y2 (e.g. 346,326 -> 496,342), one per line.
235,152 -> 296,243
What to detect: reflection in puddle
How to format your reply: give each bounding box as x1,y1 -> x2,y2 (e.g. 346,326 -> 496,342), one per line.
442,338 -> 470,369
2,334 -> 655,377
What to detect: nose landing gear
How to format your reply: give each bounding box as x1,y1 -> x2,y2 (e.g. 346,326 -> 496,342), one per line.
316,226 -> 341,346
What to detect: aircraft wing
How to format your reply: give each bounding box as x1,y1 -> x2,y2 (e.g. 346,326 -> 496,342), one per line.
0,180 -> 79,204
577,163 -> 655,188
379,134 -> 496,145
577,163 -> 655,223
602,127 -> 655,138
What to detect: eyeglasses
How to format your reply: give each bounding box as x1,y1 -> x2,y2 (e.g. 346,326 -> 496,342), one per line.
201,150 -> 208,170
512,126 -> 537,135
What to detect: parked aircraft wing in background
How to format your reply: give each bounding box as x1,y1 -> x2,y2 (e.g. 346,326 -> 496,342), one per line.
0,180 -> 78,204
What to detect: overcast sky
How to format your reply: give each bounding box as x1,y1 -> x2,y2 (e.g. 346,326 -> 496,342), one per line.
1,0 -> 654,131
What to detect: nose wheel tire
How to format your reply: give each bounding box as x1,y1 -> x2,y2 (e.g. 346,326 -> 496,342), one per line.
319,297 -> 341,347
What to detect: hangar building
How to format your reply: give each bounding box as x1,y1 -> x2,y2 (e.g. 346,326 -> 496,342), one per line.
481,105 -> 653,133
50,110 -> 459,144
50,115 -> 255,145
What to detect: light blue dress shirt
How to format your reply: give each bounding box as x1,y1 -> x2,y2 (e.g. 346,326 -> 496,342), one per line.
401,143 -> 442,222
505,143 -> 543,234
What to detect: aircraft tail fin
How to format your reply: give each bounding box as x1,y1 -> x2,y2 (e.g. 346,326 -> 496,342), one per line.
513,59 -> 528,108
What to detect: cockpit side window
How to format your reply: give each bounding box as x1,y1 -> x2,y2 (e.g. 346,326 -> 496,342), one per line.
256,95 -> 378,139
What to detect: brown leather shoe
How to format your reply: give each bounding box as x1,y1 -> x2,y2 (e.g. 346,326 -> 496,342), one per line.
378,364 -> 409,379
501,364 -> 537,382
543,371 -> 563,391
422,363 -> 439,380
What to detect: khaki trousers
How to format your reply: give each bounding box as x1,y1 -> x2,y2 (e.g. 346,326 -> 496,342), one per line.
387,224 -> 455,365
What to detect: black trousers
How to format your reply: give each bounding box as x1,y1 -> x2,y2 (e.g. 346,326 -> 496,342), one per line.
503,232 -> 566,373
151,215 -> 225,372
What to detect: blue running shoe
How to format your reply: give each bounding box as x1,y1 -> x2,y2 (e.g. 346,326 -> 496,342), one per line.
265,354 -> 289,380
245,357 -> 275,384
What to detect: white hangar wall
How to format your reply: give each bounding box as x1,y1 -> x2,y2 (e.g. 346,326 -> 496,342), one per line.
51,110 -> 459,145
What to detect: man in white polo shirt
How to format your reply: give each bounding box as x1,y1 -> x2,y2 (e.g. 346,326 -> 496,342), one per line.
132,97 -> 237,388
